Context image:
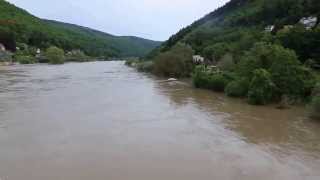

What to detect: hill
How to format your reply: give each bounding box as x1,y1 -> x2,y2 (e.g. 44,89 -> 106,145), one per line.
0,0 -> 161,57
137,0 -> 320,109
149,0 -> 319,65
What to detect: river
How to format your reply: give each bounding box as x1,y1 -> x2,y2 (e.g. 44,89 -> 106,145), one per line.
0,61 -> 320,180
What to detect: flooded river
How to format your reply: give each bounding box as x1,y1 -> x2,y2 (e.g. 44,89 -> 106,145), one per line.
0,61 -> 320,180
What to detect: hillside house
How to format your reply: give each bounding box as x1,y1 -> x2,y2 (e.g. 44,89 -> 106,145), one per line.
0,43 -> 5,51
193,55 -> 205,64
264,25 -> 275,32
300,16 -> 318,30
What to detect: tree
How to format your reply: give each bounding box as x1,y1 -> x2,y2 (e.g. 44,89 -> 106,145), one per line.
202,42 -> 231,61
45,46 -> 65,64
248,69 -> 275,105
153,43 -> 194,77
269,46 -> 315,99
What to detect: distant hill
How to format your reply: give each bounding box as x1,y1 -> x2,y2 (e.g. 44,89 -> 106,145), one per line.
149,0 -> 320,65
0,0 -> 161,57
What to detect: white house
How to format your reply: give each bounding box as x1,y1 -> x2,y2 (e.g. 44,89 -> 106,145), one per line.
193,55 -> 205,64
264,25 -> 275,32
0,43 -> 5,51
300,16 -> 318,30
36,48 -> 41,54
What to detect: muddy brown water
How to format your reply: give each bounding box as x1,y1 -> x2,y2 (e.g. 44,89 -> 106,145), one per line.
0,61 -> 320,180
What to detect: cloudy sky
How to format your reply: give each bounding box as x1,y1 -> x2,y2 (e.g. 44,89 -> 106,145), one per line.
7,0 -> 228,41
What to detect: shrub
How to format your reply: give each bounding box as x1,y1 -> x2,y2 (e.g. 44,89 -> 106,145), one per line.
45,46 -> 65,64
217,53 -> 235,71
309,95 -> 320,120
153,43 -> 194,77
137,61 -> 154,72
125,58 -> 139,66
269,48 -> 316,99
225,78 -> 250,97
0,50 -> 12,62
192,66 -> 229,91
202,42 -> 231,61
192,66 -> 209,88
312,83 -> 320,97
16,55 -> 37,64
65,50 -> 88,62
248,69 -> 275,105
206,74 -> 229,92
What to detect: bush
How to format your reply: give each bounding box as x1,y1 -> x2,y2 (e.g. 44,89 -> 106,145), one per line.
225,78 -> 250,97
192,66 -> 208,88
0,50 -> 12,62
45,46 -> 65,64
309,95 -> 320,120
16,55 -> 37,64
202,42 -> 231,61
192,67 -> 229,91
65,50 -> 88,62
248,69 -> 275,105
125,58 -> 139,66
136,61 -> 154,72
312,83 -> 320,97
207,74 -> 229,92
269,47 -> 315,99
153,43 -> 194,77
217,53 -> 235,71
238,42 -> 315,101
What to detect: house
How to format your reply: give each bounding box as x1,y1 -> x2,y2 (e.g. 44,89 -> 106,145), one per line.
300,16 -> 318,30
0,43 -> 5,51
264,25 -> 275,32
193,55 -> 205,64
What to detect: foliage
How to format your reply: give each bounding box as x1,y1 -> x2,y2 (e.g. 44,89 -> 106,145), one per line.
202,43 -> 231,61
276,27 -> 320,65
153,43 -> 194,77
217,53 -> 235,71
193,65 -> 210,88
192,66 -> 230,92
0,50 -> 12,62
237,42 -> 278,77
309,95 -> 320,120
45,46 -> 65,64
225,78 -> 250,97
206,74 -> 229,92
248,69 -> 275,105
269,47 -> 316,99
65,50 -> 89,62
15,55 -> 36,64
136,61 -> 154,72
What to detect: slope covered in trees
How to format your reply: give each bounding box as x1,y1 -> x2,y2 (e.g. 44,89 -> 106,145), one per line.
0,0 -> 161,58
137,0 -> 320,113
149,0 -> 320,64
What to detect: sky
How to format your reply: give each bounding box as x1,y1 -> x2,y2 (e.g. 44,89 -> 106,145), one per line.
7,0 -> 229,41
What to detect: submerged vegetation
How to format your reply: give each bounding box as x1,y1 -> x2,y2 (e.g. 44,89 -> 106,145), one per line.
45,46 -> 65,64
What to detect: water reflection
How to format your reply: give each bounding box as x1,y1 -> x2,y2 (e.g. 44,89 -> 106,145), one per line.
154,77 -> 320,156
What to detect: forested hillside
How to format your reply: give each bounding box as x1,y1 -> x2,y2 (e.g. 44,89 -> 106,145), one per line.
130,0 -> 320,115
0,0 -> 161,57
149,0 -> 319,64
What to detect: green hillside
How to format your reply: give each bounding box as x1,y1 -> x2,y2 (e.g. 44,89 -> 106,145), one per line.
150,0 -> 320,64
137,0 -> 320,109
0,0 -> 161,57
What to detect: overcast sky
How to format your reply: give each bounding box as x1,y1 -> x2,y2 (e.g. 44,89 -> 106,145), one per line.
7,0 -> 228,41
